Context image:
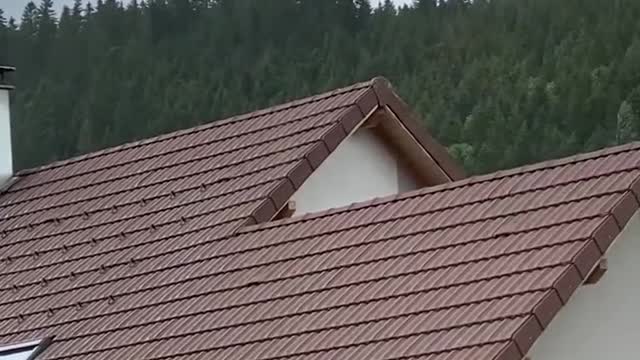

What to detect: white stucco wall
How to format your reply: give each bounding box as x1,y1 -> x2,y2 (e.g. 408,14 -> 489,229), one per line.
527,211 -> 640,360
0,90 -> 12,184
291,128 -> 419,215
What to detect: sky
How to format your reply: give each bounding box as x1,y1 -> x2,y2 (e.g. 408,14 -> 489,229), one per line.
2,0 -> 414,20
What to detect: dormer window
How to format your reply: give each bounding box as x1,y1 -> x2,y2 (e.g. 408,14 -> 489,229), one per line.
0,338 -> 51,360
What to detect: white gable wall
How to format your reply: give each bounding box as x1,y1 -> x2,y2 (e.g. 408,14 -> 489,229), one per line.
0,89 -> 12,184
291,127 -> 419,215
528,211 -> 640,359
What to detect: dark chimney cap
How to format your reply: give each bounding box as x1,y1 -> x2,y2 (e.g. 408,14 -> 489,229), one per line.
0,66 -> 16,90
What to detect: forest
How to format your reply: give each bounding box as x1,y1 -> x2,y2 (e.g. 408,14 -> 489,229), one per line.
1,0 -> 640,174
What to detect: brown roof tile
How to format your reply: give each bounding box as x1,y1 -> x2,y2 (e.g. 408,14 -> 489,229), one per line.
1,78 -> 639,360
0,77 -> 462,359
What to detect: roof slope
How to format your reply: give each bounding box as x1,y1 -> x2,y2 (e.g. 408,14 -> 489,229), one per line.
12,141 -> 636,360
213,142 -> 638,360
0,78 -> 460,359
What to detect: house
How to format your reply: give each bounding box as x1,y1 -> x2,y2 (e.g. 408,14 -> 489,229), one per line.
0,66 -> 638,360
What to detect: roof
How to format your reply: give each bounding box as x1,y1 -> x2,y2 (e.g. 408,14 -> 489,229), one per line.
3,138 -> 637,360
0,77 -> 463,359
1,77 -> 638,360
209,142 -> 640,360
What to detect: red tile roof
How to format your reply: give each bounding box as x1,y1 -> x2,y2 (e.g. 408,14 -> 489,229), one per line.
0,78 -> 459,359
230,142 -> 640,360
1,77 -> 638,360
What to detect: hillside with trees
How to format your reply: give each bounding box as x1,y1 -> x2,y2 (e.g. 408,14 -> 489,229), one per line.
1,0 -> 640,174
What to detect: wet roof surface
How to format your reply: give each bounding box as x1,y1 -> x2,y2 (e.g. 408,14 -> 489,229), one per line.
1,78 -> 639,360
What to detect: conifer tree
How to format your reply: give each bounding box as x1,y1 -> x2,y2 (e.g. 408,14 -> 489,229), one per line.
0,0 -> 639,174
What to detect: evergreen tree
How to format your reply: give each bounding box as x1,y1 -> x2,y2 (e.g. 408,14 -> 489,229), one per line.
0,0 -> 640,174
617,100 -> 637,144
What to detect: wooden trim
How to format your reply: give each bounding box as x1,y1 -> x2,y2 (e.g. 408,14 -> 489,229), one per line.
371,77 -> 466,181
375,106 -> 452,186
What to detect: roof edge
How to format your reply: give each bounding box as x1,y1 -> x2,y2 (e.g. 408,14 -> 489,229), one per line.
370,77 -> 466,181
245,95 -> 378,225
17,79 -> 376,177
493,189 -> 640,360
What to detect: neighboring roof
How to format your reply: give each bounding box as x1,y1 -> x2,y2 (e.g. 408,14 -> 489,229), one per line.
0,78 -> 462,359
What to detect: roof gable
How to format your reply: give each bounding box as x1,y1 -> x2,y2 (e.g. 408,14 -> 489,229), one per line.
0,78 -> 462,359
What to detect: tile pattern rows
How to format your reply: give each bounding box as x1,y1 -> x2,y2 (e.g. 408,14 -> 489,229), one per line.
0,79 -> 384,359
22,141 -> 637,360
2,76 -> 639,360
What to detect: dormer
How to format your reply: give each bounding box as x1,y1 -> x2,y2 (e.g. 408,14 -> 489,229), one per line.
286,78 -> 464,216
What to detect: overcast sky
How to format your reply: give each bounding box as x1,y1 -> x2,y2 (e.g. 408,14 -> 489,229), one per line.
2,0 -> 414,20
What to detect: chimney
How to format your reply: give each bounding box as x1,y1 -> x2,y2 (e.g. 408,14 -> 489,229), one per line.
0,65 -> 15,184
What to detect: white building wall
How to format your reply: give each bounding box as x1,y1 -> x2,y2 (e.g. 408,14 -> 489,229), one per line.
528,211 -> 640,360
0,90 -> 12,184
291,128 -> 419,215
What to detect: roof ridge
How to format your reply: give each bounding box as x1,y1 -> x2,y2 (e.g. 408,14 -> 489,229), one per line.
17,78 -> 376,176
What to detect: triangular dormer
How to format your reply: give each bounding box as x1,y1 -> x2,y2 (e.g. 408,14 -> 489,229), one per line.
280,77 -> 464,217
